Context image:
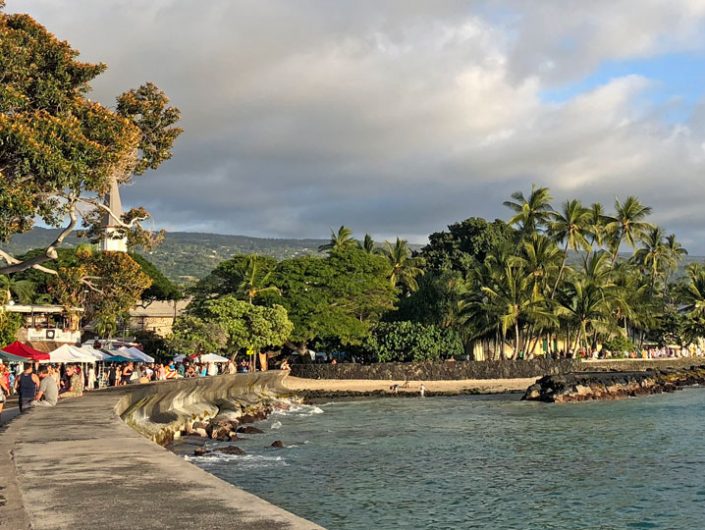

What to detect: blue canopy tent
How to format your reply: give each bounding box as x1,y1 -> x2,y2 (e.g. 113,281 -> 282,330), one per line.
104,355 -> 133,363
0,350 -> 30,363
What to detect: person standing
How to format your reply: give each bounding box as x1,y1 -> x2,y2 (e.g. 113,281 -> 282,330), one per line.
87,365 -> 97,391
15,363 -> 39,413
0,364 -> 9,422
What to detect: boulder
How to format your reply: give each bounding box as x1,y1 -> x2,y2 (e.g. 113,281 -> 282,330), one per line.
271,440 -> 284,448
193,446 -> 208,457
236,426 -> 264,434
215,445 -> 246,456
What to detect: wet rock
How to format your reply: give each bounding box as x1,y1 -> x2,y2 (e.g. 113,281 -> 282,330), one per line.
271,440 -> 284,448
192,427 -> 208,438
193,446 -> 208,457
215,445 -> 246,456
236,426 -> 264,434
522,366 -> 705,403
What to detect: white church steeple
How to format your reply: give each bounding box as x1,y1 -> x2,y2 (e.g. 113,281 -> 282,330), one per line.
100,176 -> 128,253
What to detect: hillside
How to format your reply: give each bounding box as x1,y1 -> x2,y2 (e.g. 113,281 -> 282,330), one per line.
1,228 -> 328,284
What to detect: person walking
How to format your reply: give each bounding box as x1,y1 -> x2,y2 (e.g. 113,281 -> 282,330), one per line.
15,363 -> 39,413
0,364 -> 10,422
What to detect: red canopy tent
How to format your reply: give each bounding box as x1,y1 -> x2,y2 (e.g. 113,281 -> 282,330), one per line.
2,341 -> 50,361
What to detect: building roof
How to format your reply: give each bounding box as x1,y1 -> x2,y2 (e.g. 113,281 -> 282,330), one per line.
4,304 -> 84,314
129,299 -> 189,318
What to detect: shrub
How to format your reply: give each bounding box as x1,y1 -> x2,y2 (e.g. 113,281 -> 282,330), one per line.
365,321 -> 463,362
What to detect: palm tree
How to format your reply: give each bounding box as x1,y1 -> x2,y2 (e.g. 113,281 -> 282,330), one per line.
469,261 -> 553,359
511,234 -> 562,299
549,199 -> 591,295
358,234 -> 376,254
381,238 -> 422,293
0,275 -> 36,305
318,226 -> 356,253
633,226 -> 668,292
681,264 -> 705,320
587,202 -> 608,248
235,256 -> 281,304
503,185 -> 554,236
556,278 -> 612,352
605,196 -> 653,263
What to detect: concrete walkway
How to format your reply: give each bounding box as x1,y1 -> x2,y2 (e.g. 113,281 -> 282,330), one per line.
0,388 -> 323,530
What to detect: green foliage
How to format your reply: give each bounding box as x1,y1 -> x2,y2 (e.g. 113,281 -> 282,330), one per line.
602,336 -> 635,355
0,310 -> 20,346
366,321 -> 463,362
129,252 -> 182,301
203,295 -> 292,351
168,314 -> 227,355
0,9 -> 180,274
419,217 -> 514,275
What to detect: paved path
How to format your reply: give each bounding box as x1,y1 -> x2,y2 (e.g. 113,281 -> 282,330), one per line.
0,387 -> 323,530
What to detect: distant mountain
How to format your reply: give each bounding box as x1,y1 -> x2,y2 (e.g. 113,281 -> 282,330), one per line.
1,228 -> 327,283
1,228 -> 421,285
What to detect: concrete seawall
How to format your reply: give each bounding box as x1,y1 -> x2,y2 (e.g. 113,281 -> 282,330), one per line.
0,373 -> 323,530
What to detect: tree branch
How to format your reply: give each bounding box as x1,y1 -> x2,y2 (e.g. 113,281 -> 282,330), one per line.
78,198 -> 149,228
0,200 -> 78,275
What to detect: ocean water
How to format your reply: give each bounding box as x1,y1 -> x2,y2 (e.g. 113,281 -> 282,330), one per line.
182,392 -> 705,529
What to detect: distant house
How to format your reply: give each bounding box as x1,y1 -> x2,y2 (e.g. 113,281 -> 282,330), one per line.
4,303 -> 83,351
128,299 -> 189,338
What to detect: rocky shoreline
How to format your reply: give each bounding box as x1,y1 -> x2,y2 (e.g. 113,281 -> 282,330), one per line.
522,365 -> 705,403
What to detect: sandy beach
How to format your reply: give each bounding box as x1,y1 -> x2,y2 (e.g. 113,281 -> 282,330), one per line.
282,375 -> 538,395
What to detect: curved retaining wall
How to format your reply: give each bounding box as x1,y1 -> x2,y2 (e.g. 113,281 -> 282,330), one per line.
117,371 -> 293,445
0,373 -> 322,530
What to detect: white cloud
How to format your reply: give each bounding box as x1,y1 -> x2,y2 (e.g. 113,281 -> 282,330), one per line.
8,0 -> 705,249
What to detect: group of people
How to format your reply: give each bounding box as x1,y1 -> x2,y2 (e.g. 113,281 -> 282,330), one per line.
0,362 -> 86,420
0,354 -> 294,422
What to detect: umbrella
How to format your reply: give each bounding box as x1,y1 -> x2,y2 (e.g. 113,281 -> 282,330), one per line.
200,353 -> 229,363
2,341 -> 50,361
173,354 -> 187,362
0,350 -> 31,363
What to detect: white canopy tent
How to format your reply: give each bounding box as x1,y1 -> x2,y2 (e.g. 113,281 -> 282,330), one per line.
200,353 -> 229,363
78,344 -> 112,361
173,354 -> 187,362
42,344 -> 98,363
112,346 -> 155,363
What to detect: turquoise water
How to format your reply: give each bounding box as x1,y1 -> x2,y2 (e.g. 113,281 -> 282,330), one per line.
185,391 -> 705,529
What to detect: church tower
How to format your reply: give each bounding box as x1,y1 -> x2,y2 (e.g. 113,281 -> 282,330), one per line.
100,176 -> 128,253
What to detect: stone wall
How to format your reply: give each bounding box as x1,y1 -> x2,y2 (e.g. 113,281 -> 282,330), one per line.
290,359 -> 580,380
290,358 -> 705,381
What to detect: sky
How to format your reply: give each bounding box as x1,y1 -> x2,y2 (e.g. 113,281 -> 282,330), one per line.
10,0 -> 705,250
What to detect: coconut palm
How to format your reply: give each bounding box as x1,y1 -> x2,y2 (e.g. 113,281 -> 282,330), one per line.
587,202 -> 608,248
381,238 -> 422,293
318,226 -> 356,253
511,234 -> 562,299
503,185 -> 554,236
549,199 -> 592,295
358,234 -> 376,254
556,278 -> 612,351
235,256 -> 281,304
605,196 -> 653,263
681,264 -> 705,320
0,275 -> 36,305
633,226 -> 668,291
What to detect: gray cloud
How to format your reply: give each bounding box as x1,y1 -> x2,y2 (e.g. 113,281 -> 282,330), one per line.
10,0 -> 705,250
